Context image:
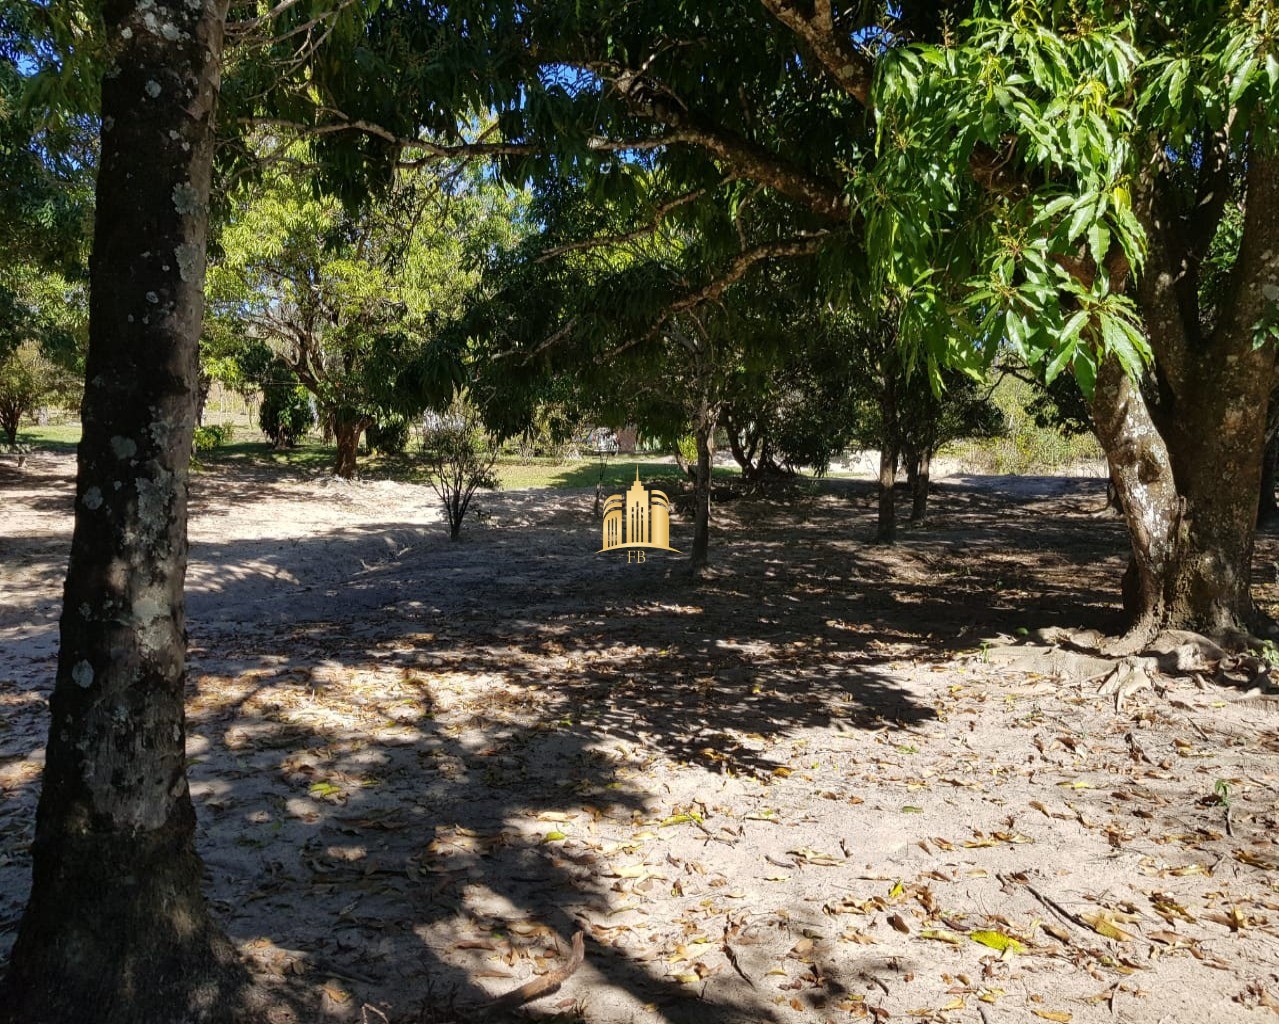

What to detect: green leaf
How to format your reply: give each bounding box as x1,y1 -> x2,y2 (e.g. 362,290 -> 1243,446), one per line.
1072,348 -> 1097,399
1045,334 -> 1078,384
970,930 -> 1026,954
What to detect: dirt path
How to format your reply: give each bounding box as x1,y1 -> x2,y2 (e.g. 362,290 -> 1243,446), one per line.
4,454 -> 1279,1023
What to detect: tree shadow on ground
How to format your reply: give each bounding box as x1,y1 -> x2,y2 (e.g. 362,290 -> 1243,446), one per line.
6,467 -> 1279,1022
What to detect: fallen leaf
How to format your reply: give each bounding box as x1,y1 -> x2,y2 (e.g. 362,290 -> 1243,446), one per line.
970,930 -> 1025,955
1080,911 -> 1134,942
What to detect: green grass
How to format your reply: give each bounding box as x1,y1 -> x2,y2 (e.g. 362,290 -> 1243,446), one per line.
14,423 -> 744,492
493,455 -> 737,491
198,439 -> 338,473
13,423 -> 81,452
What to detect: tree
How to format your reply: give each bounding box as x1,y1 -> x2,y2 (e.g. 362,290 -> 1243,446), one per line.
311,0 -> 1278,644
206,151 -> 523,477
0,340 -> 79,444
0,0 -> 247,1020
864,5 -> 1279,644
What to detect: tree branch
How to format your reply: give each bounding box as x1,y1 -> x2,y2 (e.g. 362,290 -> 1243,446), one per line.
534,187 -> 711,262
757,0 -> 874,104
609,232 -> 831,358
599,66 -> 850,220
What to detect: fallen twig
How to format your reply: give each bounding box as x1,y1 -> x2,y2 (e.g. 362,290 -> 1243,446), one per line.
998,873 -> 1093,936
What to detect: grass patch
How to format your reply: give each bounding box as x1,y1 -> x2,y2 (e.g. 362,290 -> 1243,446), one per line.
16,425 -> 747,492
198,439 -> 338,473
493,456 -> 738,491
15,423 -> 81,452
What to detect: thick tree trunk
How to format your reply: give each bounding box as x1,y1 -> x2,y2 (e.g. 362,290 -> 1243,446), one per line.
1,413 -> 16,446
690,408 -> 716,571
1088,357 -> 1182,647
1087,148 -> 1279,646
333,411 -> 368,479
1092,346 -> 1273,647
1160,351 -> 1272,637
0,2 -> 245,1022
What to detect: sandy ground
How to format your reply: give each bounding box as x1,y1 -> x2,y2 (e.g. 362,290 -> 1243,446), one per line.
4,452 -> 1279,1023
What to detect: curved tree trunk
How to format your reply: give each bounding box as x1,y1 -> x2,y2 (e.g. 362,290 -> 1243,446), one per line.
1088,357 -> 1183,646
1084,146 -> 1279,647
0,2 -> 246,1022
723,411 -> 758,479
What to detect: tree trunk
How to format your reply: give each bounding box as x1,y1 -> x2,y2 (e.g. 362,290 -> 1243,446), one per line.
1259,423 -> 1279,524
1087,147 -> 1279,646
723,412 -> 755,478
0,2 -> 245,1022
1092,346 -> 1273,647
690,408 -> 716,571
333,411 -> 368,479
910,448 -> 931,525
875,367 -> 899,543
1,411 -> 16,446
875,444 -> 897,543
195,371 -> 212,426
1087,357 -> 1182,646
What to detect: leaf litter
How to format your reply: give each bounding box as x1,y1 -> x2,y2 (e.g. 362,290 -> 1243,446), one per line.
3,457 -> 1279,1020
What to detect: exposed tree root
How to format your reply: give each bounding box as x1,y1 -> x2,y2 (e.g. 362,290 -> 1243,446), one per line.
974,625 -> 1278,710
1097,656 -> 1159,712
480,930 -> 585,1017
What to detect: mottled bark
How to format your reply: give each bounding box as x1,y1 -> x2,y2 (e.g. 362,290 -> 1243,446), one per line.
1088,358 -> 1182,648
1093,299 -> 1273,645
1097,148 -> 1279,642
0,2 -> 244,1022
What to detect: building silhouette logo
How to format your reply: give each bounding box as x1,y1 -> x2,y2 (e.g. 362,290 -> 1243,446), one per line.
599,468 -> 680,561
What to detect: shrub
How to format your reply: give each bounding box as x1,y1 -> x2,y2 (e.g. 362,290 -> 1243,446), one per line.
192,424 -> 234,452
366,416 -> 411,455
260,383 -> 315,448
421,394 -> 500,540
